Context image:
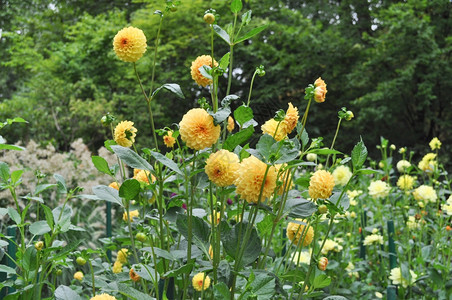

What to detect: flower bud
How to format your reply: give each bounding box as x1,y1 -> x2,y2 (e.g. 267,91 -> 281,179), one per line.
318,257 -> 328,271
203,13 -> 215,24
35,241 -> 44,251
306,153 -> 317,162
318,205 -> 328,214
56,269 -> 63,276
345,111 -> 354,121
136,232 -> 147,242
390,144 -> 396,150
399,147 -> 406,154
74,271 -> 84,281
76,257 -> 86,266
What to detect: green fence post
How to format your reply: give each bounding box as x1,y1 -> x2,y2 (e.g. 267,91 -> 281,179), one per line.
387,220 -> 397,269
106,202 -> 112,262
387,285 -> 397,300
6,226 -> 17,295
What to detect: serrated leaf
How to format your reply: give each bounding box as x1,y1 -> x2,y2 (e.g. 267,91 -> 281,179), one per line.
235,24 -> 268,44
152,83 -> 184,99
223,126 -> 254,151
29,220 -> 51,235
213,25 -> 231,45
312,274 -> 331,289
234,105 -> 253,127
53,174 -> 67,194
92,156 -> 112,175
111,145 -> 153,173
351,139 -> 367,170
119,179 -> 140,201
92,185 -> 123,207
150,151 -> 183,176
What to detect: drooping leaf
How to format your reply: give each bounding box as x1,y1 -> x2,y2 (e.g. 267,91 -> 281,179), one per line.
284,198 -> 317,219
235,24 -> 268,44
7,207 -> 20,225
91,156 -> 112,175
92,185 -> 123,207
152,83 -> 184,99
111,145 -> 153,173
223,126 -> 254,151
209,107 -> 231,125
150,151 -> 183,176
0,144 -> 25,151
234,105 -> 253,127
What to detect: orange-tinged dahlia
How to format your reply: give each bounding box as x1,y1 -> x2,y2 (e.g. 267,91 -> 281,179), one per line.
261,118 -> 288,141
190,55 -> 218,87
164,130 -> 176,148
179,108 -> 221,150
90,293 -> 117,300
313,77 -> 327,103
234,156 -> 277,204
114,121 -> 137,148
113,27 -> 147,62
287,219 -> 314,246
109,182 -> 120,190
192,272 -> 211,291
284,102 -> 299,133
308,170 -> 335,199
205,150 -> 240,187
227,116 -> 235,132
129,269 -> 141,282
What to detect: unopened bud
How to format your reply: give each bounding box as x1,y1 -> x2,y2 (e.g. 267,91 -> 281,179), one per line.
345,111 -> 354,121
390,144 -> 396,150
135,232 -> 147,242
35,241 -> 44,251
318,205 -> 328,214
318,257 -> 328,271
306,153 -> 317,162
203,13 -> 215,24
76,257 -> 86,266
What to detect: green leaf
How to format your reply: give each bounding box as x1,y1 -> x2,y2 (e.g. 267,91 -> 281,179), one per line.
119,179 -> 140,201
54,285 -> 83,300
323,296 -> 348,300
275,139 -> 301,164
92,185 -> 123,207
104,139 -> 116,153
10,170 -> 23,185
223,126 -> 254,151
176,214 -> 210,251
53,174 -> 67,194
250,273 -> 275,299
300,129 -> 309,148
235,24 -> 268,44
256,134 -> 276,161
152,83 -> 184,99
308,148 -> 342,155
213,25 -> 231,45
29,220 -> 51,235
41,204 -> 54,230
221,94 -> 239,107
214,282 -> 231,299
144,247 -> 175,261
219,52 -> 230,70
91,156 -> 112,175
117,283 -> 154,300
23,246 -> 38,271
421,245 -> 432,261
0,162 -> 10,182
351,139 -> 367,170
51,239 -> 82,261
257,214 -> 276,237
111,145 -> 154,173
234,105 -> 253,127
209,107 -> 231,125
163,263 -> 193,278
7,207 -> 20,224
150,151 -> 183,176
284,198 -> 317,219
241,10 -> 252,26
0,265 -> 16,275
356,168 -> 378,175
52,205 -> 72,233
312,274 -> 331,289
34,184 -> 57,195
221,222 -> 262,266
0,144 -> 25,151
231,0 -> 242,13
199,65 -> 213,80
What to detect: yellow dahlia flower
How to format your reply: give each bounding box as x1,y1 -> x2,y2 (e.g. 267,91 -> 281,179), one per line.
74,271 -> 84,281
308,170 -> 335,200
89,294 -> 116,300
234,156 -> 277,204
313,77 -> 327,103
179,108 -> 220,150
117,248 -> 129,264
397,175 -> 415,190
227,116 -> 235,132
164,130 -> 176,148
284,102 -> 299,133
190,55 -> 218,87
123,210 -> 139,222
291,249 -> 312,265
134,169 -> 155,184
363,234 -> 384,246
413,185 -> 437,203
287,219 -> 314,246
320,239 -> 343,255
109,182 -> 120,190
406,216 -> 420,230
90,294 -> 117,300
368,180 -> 390,199
113,27 -> 147,62
112,260 -> 123,273
332,165 -> 352,186
192,272 -> 211,291
389,267 -> 417,288
418,153 -> 437,173
261,118 -> 288,141
114,121 -> 137,148
429,137 -> 441,150
204,150 -> 240,187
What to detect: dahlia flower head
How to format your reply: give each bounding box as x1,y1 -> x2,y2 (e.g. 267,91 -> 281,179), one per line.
418,153 -> 437,173
234,155 -> 277,204
308,170 -> 335,200
413,185 -> 437,203
113,26 -> 147,62
190,55 -> 218,87
291,250 -> 312,265
90,294 -> 117,300
363,233 -> 384,246
397,175 -> 415,191
164,130 -> 176,148
443,195 -> 452,215
123,209 -> 139,222
261,102 -> 299,141
204,150 -> 240,187
129,269 -> 141,282
389,267 -> 417,288
114,121 -> 137,148
313,77 -> 327,103
227,116 -> 235,132
74,271 -> 84,281
286,219 -> 314,246
320,238 -> 343,255
179,108 -> 220,150
396,160 -> 411,173
368,180 -> 390,199
429,137 -> 441,150
192,272 -> 211,291
112,260 -> 122,274
116,248 -> 129,264
332,165 -> 352,186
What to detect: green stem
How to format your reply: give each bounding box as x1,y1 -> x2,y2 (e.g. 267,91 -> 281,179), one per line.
149,15 -> 164,97
247,70 -> 259,107
88,260 -> 96,297
325,118 -> 342,168
226,13 -> 238,95
298,98 -> 312,140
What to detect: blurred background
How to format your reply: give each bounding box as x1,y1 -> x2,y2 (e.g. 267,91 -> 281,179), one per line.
1,0 -> 451,168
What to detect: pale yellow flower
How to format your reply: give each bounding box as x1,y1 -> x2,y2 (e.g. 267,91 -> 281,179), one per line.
123,210 -> 139,222
90,293 -> 118,300
389,267 -> 417,288
397,175 -> 415,190
406,216 -> 420,230
109,182 -> 120,190
332,165 -> 352,186
308,170 -> 335,199
418,153 -> 437,173
291,250 -> 312,265
347,190 -> 363,202
261,118 -> 288,141
112,260 -> 123,273
320,239 -> 343,255
306,153 -> 317,162
74,271 -> 84,281
368,180 -> 390,199
363,234 -> 384,246
113,27 -> 147,62
117,248 -> 129,264
396,160 -> 411,173
413,185 -> 437,203
179,108 -> 221,150
429,137 -> 441,150
287,219 -> 314,246
192,272 -> 211,291
114,121 -> 137,148
204,150 -> 240,187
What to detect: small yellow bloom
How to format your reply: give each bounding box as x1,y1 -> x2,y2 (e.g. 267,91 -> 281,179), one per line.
112,260 -> 123,273
179,108 -> 221,150
227,116 -> 235,132
429,137 -> 441,150
134,169 -> 155,184
109,182 -> 120,190
113,27 -> 147,62
397,175 -> 415,190
332,165 -> 352,186
208,210 -> 221,225
320,239 -> 343,255
261,118 -> 288,141
308,170 -> 335,200
204,150 -> 240,187
192,272 -> 211,291
313,77 -> 327,103
90,294 -> 118,300
164,130 -> 176,148
123,210 -> 139,222
117,248 -> 129,264
74,271 -> 84,281
190,55 -> 218,87
306,153 -> 317,162
284,102 -> 299,134
114,121 -> 137,148
389,267 -> 417,288
208,245 -> 214,259
287,219 -> 314,246
418,153 -> 437,173
345,111 -> 354,121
